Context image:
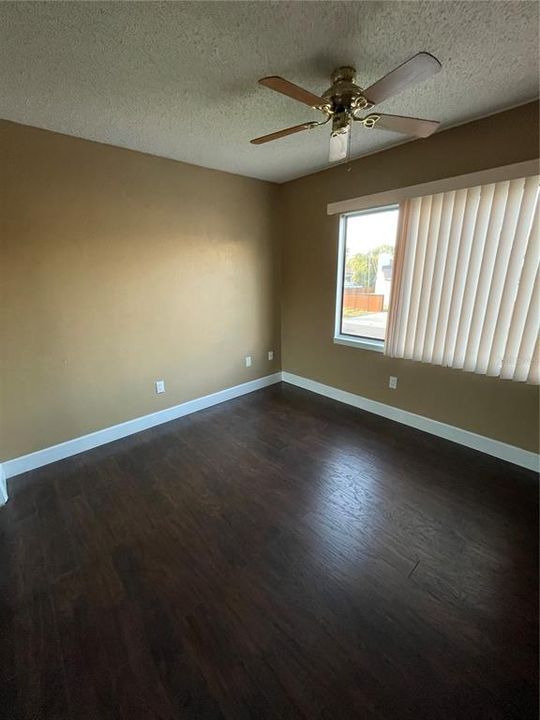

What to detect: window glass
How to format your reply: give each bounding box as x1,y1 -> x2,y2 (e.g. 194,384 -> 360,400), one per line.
340,206 -> 399,341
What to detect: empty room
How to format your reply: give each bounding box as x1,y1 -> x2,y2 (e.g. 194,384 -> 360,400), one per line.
1,2 -> 538,718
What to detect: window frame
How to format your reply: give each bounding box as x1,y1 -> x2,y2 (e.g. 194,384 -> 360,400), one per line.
333,203 -> 399,352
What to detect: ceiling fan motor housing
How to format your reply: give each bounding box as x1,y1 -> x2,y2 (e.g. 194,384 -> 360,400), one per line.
322,66 -> 372,133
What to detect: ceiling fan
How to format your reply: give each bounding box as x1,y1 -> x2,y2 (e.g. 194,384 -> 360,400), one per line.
250,52 -> 442,162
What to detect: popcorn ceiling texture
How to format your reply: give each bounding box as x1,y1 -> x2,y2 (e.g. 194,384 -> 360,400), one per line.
0,1 -> 538,183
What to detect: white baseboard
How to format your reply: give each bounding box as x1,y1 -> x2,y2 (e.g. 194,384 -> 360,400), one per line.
282,371 -> 539,473
0,464 -> 7,505
2,373 -> 282,481
2,369 -> 537,492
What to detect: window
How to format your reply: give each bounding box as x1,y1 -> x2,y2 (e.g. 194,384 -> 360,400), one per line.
335,205 -> 399,350
334,173 -> 539,383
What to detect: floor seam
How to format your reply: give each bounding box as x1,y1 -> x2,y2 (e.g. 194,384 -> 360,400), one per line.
407,559 -> 421,579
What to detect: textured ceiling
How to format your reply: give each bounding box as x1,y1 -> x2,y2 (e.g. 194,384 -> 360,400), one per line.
0,1 -> 538,183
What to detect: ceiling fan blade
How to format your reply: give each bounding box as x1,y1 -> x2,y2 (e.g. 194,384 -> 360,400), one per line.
259,76 -> 328,109
250,121 -> 319,145
329,125 -> 351,162
363,52 -> 441,106
364,113 -> 439,138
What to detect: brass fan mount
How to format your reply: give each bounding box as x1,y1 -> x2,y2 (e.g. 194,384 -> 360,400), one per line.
320,66 -> 374,133
322,67 -> 372,112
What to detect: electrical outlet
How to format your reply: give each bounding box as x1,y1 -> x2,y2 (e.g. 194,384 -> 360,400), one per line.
245,355 -> 253,368
268,350 -> 274,361
389,376 -> 398,390
155,379 -> 165,394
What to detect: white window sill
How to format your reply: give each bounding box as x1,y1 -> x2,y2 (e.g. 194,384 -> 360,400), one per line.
333,335 -> 385,352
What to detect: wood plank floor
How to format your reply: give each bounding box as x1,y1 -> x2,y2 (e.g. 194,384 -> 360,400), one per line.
1,382 -> 538,720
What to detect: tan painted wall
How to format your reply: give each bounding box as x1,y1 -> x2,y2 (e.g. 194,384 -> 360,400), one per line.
280,102 -> 540,453
0,121 -> 281,460
2,103 -> 539,461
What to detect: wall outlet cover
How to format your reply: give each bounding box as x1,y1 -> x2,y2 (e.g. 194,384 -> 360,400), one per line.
389,376 -> 398,390
245,355 -> 253,368
155,379 -> 165,394
268,351 -> 274,361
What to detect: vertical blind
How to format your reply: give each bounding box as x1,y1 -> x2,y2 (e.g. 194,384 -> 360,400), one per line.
385,175 -> 539,383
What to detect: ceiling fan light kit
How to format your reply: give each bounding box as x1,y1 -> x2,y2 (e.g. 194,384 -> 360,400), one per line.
251,52 -> 442,163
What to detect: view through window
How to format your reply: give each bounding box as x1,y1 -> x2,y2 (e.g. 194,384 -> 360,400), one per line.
339,206 -> 399,341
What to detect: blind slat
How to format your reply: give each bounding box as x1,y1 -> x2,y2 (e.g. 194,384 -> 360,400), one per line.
453,184 -> 496,368
442,187 -> 482,366
514,273 -> 540,382
486,177 -> 539,376
413,193 -> 444,360
432,188 -> 468,365
464,180 -> 511,371
474,179 -> 524,374
403,196 -> 432,359
422,191 -> 456,363
501,208 -> 540,379
393,198 -> 422,357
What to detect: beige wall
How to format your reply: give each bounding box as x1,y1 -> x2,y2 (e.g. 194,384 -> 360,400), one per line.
2,103 -> 539,462
280,102 -> 539,453
0,121 -> 281,460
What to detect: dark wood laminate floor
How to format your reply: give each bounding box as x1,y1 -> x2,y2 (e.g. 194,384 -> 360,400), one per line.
1,382 -> 538,720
